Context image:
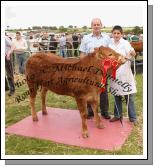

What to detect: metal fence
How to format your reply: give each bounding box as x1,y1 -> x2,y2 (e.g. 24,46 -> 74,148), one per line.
11,40 -> 80,74
27,40 -> 80,57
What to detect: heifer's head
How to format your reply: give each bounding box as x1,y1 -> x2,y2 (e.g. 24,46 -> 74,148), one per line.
94,46 -> 126,65
93,46 -> 127,85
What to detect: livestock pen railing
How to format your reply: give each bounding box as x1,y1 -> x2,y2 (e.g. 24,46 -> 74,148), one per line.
27,40 -> 80,57
10,40 -> 81,74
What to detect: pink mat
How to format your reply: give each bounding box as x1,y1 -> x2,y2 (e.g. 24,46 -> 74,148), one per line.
6,107 -> 133,151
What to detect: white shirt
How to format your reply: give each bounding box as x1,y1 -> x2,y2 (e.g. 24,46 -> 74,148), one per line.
28,38 -> 38,52
79,33 -> 110,54
59,36 -> 66,46
108,38 -> 137,96
5,36 -> 12,55
12,38 -> 28,51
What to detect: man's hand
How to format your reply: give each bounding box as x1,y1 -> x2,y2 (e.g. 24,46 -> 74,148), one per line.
121,56 -> 127,63
14,49 -> 25,52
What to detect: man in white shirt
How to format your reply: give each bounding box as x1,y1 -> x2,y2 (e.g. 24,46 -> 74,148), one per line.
7,31 -> 28,74
27,31 -> 38,54
79,18 -> 111,119
5,33 -> 15,96
38,31 -> 49,51
59,34 -> 67,57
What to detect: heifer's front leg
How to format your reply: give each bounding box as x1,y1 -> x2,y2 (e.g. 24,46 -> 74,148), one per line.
41,87 -> 48,115
91,100 -> 104,129
76,98 -> 89,138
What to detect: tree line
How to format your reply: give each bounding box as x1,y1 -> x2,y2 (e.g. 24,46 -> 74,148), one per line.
6,26 -> 143,35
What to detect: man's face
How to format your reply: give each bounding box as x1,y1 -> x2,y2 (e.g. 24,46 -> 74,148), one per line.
91,19 -> 102,34
16,34 -> 21,40
43,32 -> 48,38
29,32 -> 34,39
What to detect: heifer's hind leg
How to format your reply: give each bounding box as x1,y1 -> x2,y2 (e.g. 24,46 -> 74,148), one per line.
41,87 -> 48,115
28,84 -> 38,121
91,100 -> 104,129
76,98 -> 88,138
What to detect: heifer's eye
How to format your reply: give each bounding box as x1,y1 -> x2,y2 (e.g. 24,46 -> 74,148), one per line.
108,53 -> 113,56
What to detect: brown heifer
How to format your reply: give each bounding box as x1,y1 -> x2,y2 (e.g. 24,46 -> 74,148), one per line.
130,41 -> 143,57
25,46 -> 126,138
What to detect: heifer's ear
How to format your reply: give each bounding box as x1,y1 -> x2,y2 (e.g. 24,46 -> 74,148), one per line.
99,46 -> 105,51
97,46 -> 106,58
94,47 -> 99,53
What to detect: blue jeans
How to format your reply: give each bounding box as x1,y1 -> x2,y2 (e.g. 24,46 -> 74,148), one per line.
16,53 -> 26,74
114,94 -> 136,121
60,46 -> 66,58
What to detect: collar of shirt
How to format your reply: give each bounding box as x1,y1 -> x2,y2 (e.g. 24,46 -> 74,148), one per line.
14,38 -> 25,43
90,33 -> 104,39
111,37 -> 124,45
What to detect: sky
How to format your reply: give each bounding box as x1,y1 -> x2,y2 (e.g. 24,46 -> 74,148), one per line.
4,1 -> 146,29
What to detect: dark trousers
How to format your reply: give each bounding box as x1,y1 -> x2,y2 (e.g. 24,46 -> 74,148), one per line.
74,49 -> 78,57
87,90 -> 109,116
73,44 -> 79,56
67,47 -> 72,57
5,76 -> 9,90
11,53 -> 16,73
49,46 -> 56,54
5,57 -> 15,93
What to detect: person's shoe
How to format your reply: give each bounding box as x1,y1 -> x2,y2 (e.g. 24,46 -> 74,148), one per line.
8,91 -> 15,96
110,117 -> 120,122
133,121 -> 138,126
5,88 -> 9,91
101,114 -> 111,119
130,119 -> 137,126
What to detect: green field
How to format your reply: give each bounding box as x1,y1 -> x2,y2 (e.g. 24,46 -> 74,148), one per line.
5,72 -> 143,155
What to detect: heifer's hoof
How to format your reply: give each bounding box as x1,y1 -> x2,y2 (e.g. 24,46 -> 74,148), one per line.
32,116 -> 38,121
42,111 -> 48,115
97,123 -> 105,129
82,132 -> 89,138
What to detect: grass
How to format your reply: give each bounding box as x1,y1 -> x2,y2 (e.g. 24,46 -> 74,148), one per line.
5,73 -> 143,155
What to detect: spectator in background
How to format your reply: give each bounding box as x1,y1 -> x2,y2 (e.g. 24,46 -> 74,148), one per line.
7,31 -> 28,74
49,34 -> 58,54
127,32 -> 139,42
6,33 -> 16,74
27,31 -> 38,54
59,33 -> 66,57
139,34 -> 143,41
130,33 -> 139,42
66,33 -> 73,57
72,33 -> 79,56
5,33 -> 15,96
127,32 -> 132,41
78,33 -> 83,44
38,31 -> 49,51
